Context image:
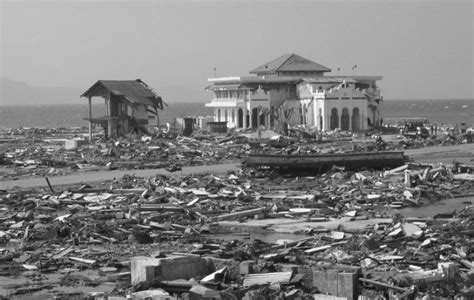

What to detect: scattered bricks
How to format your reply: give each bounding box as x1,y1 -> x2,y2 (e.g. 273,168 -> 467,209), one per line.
131,255 -> 215,284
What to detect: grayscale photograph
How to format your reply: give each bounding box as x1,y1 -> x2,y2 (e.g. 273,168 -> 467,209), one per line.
0,0 -> 473,299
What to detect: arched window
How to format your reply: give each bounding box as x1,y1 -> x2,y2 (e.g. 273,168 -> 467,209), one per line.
341,108 -> 350,130
330,108 -> 339,130
231,109 -> 235,123
352,107 -> 360,131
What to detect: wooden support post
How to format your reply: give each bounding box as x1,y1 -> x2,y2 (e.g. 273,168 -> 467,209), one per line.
88,96 -> 92,143
108,92 -> 114,138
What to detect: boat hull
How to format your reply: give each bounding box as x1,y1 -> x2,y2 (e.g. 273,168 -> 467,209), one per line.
245,151 -> 405,171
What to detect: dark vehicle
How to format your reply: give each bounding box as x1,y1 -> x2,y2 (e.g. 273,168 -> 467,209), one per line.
401,118 -> 430,139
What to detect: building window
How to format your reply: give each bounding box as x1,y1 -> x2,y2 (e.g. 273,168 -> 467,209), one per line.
224,109 -> 228,121
217,109 -> 221,121
232,109 -> 235,123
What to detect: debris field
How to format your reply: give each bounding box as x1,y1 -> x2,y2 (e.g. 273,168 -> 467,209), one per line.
0,127 -> 473,299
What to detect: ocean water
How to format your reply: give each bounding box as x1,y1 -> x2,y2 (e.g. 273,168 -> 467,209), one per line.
0,102 -> 212,129
0,99 -> 472,129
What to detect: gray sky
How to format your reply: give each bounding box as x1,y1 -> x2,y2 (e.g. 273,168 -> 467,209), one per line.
1,0 -> 473,101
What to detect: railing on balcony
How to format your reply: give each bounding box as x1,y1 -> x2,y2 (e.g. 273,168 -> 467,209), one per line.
205,98 -> 244,108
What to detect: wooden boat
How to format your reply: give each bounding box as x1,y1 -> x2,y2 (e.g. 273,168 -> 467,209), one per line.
245,151 -> 405,171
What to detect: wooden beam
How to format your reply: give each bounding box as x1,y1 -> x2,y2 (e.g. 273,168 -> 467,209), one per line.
88,96 -> 92,143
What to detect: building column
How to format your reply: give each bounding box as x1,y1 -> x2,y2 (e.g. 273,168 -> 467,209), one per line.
349,109 -> 353,131
243,91 -> 249,128
88,96 -> 92,143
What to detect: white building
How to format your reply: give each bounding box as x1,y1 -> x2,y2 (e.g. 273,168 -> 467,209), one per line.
205,54 -> 383,131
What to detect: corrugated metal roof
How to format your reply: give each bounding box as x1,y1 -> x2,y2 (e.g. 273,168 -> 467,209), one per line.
81,79 -> 163,109
249,54 -> 331,74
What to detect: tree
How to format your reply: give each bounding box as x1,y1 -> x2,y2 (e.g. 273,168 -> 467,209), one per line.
271,102 -> 295,136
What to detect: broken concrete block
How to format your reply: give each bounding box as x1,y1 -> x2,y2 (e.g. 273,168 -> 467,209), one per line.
189,284 -> 222,300
312,269 -> 338,296
65,139 -> 86,150
239,260 -> 255,275
312,269 -> 359,300
402,223 -> 422,237
131,255 -> 215,284
438,262 -> 458,279
131,256 -> 162,285
337,272 -> 358,300
131,288 -> 171,300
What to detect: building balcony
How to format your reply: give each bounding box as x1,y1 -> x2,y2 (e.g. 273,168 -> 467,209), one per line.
312,90 -> 326,99
205,98 -> 245,108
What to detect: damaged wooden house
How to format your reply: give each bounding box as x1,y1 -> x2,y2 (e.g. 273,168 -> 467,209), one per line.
82,79 -> 164,140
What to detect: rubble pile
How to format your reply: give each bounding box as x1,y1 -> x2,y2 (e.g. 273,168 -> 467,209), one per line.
0,134 -> 249,180
0,159 -> 473,299
2,125 -> 473,181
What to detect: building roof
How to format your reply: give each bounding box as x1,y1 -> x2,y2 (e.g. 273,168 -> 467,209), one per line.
206,76 -> 300,91
249,54 -> 331,74
325,75 -> 383,82
298,77 -> 353,84
81,79 -> 163,109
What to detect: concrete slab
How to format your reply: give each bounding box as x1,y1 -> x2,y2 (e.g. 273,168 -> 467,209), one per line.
313,269 -> 359,300
131,255 -> 215,285
337,272 -> 358,300
313,270 -> 338,295
131,289 -> 171,300
131,256 -> 161,285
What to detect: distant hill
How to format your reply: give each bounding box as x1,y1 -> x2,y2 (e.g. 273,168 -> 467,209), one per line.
0,78 -> 209,105
0,77 -> 83,106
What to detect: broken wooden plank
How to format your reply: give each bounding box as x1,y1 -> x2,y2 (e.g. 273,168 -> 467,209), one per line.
242,271 -> 293,286
214,207 -> 266,221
